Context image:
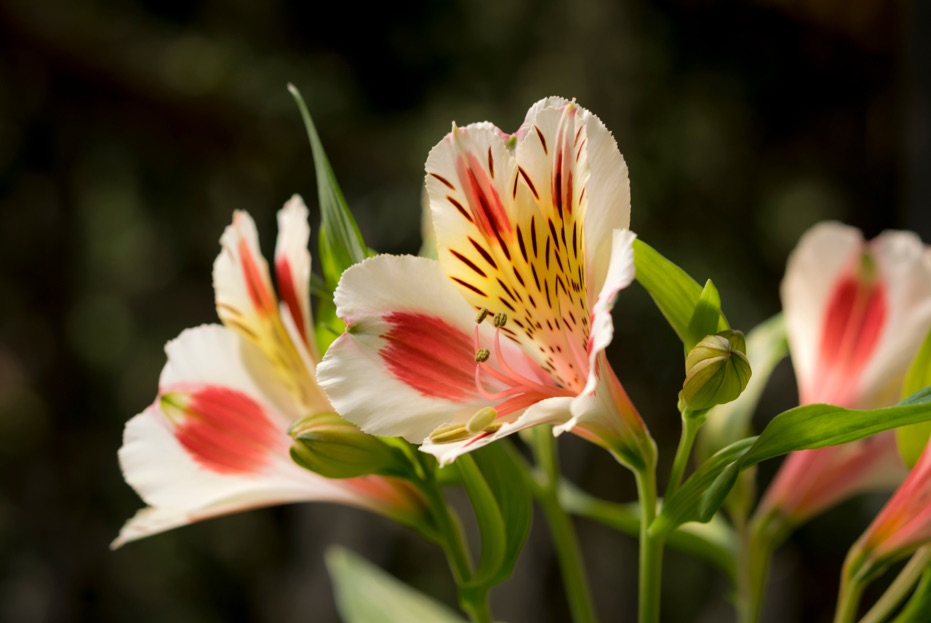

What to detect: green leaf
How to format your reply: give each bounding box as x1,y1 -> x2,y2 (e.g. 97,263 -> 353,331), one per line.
685,280 -> 723,352
469,442 -> 532,586
897,327 -> 931,467
893,568 -> 931,623
314,294 -> 345,356
653,387 -> 931,535
696,313 -> 789,462
633,239 -> 728,345
288,84 -> 368,289
455,453 -> 506,589
326,546 -> 466,623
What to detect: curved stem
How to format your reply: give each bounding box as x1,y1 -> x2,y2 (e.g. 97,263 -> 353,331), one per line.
665,412 -> 704,499
737,511 -> 791,623
835,573 -> 866,623
419,457 -> 493,623
634,467 -> 663,623
861,546 -> 931,623
531,428 -> 598,623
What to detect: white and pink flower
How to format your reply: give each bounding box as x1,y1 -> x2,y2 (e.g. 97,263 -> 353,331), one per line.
317,97 -> 653,467
759,222 -> 931,524
114,197 -> 426,547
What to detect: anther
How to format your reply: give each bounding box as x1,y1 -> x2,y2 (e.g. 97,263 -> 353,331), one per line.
428,423 -> 471,444
476,308 -> 490,324
493,312 -> 508,328
466,407 -> 498,434
475,348 -> 491,363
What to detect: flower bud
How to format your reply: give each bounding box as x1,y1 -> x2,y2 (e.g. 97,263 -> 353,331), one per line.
289,412 -> 410,479
680,330 -> 752,413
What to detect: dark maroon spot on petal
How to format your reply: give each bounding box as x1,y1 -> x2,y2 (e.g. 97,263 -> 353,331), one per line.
487,146 -> 495,179
450,249 -> 487,278
517,227 -> 529,262
451,277 -> 487,297
498,297 -> 516,312
468,237 -> 498,269
518,166 -> 539,200
535,125 -> 548,154
448,196 -> 474,223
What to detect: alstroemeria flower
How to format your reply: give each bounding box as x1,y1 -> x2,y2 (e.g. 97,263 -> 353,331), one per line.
318,98 -> 653,467
758,223 -> 931,525
114,197 -> 426,547
846,436 -> 931,575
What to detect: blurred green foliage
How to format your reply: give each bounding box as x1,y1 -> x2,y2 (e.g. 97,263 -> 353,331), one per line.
0,0 -> 914,621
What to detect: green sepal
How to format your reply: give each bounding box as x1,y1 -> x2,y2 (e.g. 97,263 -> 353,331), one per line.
288,84 -> 369,290
653,387 -> 931,536
897,327 -> 931,467
633,239 -> 729,346
326,546 -> 466,623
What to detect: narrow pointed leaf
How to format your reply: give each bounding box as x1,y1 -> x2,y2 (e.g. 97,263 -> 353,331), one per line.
893,569 -> 931,623
897,327 -> 931,467
326,546 -> 466,623
455,453 -> 506,589
469,442 -> 532,586
288,84 -> 368,289
633,239 -> 728,344
654,387 -> 931,535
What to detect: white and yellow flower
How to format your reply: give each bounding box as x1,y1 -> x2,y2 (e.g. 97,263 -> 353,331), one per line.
318,98 -> 653,467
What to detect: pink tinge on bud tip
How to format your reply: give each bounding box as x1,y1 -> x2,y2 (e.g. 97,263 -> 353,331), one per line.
164,386 -> 283,475
380,312 -> 476,401
806,263 -> 887,406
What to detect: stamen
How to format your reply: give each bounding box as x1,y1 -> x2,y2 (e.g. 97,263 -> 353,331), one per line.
466,407 -> 498,433
475,348 -> 491,362
476,308 -> 490,324
429,423 -> 472,444
493,312 -> 508,328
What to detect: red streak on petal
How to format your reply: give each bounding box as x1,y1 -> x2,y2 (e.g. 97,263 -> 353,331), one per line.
807,266 -> 887,406
170,386 -> 281,474
380,312 -> 476,401
275,257 -> 308,347
238,237 -> 276,316
457,152 -> 512,238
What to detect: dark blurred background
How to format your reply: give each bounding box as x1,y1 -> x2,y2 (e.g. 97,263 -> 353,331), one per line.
0,0 -> 927,621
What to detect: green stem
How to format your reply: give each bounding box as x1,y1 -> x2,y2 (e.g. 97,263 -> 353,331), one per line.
835,571 -> 867,623
665,412 -> 704,499
861,546 -> 931,623
634,467 -> 663,623
531,428 -> 598,623
419,458 -> 492,623
737,512 -> 782,623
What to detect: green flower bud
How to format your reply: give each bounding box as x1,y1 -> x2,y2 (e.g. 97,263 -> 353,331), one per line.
680,330 -> 752,413
289,412 -> 410,479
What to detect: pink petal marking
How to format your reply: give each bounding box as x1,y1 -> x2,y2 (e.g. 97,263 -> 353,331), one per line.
380,312 -> 477,401
456,151 -> 512,240
238,231 -> 277,317
162,386 -> 283,475
807,258 -> 887,406
275,256 -> 308,347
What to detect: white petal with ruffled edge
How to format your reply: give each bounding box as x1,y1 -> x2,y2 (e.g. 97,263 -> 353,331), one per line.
275,195 -> 316,359
781,222 -> 862,400
858,230 -> 931,407
318,254 -> 507,442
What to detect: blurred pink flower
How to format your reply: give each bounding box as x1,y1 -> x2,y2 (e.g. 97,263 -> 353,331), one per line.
759,223 -> 931,524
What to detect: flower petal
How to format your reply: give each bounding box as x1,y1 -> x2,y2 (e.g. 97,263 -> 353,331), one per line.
859,230 -> 931,407
274,195 -> 317,359
318,255 -> 494,442
781,222 -> 865,404
213,210 -> 319,409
